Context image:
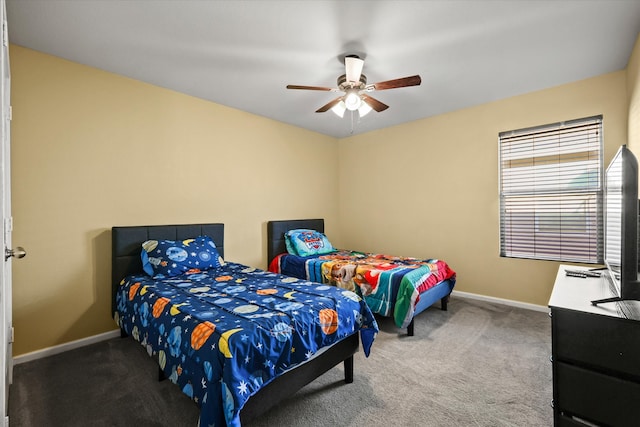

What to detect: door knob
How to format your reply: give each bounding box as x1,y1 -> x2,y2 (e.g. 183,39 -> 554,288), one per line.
5,246 -> 26,261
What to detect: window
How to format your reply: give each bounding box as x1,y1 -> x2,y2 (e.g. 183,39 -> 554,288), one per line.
499,115 -> 603,263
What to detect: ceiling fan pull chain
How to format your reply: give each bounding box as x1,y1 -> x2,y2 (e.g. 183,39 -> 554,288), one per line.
350,110 -> 355,134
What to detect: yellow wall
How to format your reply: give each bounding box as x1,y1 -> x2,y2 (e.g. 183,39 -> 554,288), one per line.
10,45 -> 340,355
338,71 -> 628,306
10,31 -> 639,355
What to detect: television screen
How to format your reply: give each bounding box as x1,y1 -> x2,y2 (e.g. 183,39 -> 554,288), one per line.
604,147 -> 624,285
595,144 -> 640,305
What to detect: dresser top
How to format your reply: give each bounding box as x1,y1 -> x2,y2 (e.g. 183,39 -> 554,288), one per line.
549,265 -> 640,320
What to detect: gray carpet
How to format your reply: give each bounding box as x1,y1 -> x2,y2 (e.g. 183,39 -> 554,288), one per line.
8,297 -> 553,426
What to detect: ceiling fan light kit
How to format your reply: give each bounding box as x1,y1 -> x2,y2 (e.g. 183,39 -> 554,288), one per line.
331,100 -> 346,118
286,54 -> 421,119
357,101 -> 373,117
344,89 -> 362,111
331,98 -> 372,118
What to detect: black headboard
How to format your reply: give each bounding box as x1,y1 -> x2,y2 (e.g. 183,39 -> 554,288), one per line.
266,219 -> 324,265
111,223 -> 225,316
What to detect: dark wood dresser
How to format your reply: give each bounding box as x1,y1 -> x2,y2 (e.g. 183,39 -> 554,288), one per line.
549,265 -> 640,426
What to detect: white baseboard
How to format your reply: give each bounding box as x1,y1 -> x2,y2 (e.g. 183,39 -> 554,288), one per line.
13,329 -> 121,365
451,290 -> 549,313
11,291 -> 547,365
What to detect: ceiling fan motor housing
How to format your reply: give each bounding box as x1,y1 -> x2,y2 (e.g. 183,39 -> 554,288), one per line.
337,74 -> 367,90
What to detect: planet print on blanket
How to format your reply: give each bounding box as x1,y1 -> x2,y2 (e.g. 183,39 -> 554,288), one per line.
198,250 -> 212,262
274,301 -> 303,312
271,322 -> 293,342
342,290 -> 361,302
234,304 -> 259,314
256,288 -> 278,295
166,246 -> 188,262
318,308 -> 339,335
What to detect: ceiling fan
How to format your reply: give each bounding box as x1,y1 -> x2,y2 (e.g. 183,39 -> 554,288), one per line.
286,55 -> 421,118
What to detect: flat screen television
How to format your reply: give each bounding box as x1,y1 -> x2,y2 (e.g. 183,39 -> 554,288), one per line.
592,144 -> 640,305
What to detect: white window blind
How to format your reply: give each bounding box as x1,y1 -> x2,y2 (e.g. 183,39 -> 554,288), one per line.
499,115 -> 603,263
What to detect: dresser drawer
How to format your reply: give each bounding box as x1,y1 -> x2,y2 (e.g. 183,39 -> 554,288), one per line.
556,362 -> 640,426
552,308 -> 640,378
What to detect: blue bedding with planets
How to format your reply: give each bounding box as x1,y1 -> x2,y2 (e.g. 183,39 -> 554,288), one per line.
114,261 -> 378,426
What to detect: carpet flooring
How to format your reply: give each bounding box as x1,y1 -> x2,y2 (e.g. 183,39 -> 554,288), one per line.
8,296 -> 553,426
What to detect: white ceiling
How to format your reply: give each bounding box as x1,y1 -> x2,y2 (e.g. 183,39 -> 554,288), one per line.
6,1 -> 640,138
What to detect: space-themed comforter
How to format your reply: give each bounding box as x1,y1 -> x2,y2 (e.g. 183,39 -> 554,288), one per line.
269,251 -> 456,328
114,262 -> 378,427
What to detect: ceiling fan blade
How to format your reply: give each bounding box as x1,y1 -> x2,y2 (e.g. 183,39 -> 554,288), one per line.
370,75 -> 422,91
316,97 -> 343,113
286,84 -> 336,91
345,56 -> 364,84
361,94 -> 389,112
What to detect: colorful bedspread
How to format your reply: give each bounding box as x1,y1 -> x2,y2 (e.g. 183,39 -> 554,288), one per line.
115,262 -> 378,427
269,251 -> 456,329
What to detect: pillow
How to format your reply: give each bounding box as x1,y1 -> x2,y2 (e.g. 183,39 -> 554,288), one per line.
141,235 -> 224,278
285,229 -> 335,257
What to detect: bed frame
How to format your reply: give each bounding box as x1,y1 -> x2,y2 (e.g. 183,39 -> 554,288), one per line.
112,223 -> 359,423
267,218 -> 452,336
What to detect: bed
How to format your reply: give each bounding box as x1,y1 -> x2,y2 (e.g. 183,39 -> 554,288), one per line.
267,219 -> 456,336
112,223 -> 378,426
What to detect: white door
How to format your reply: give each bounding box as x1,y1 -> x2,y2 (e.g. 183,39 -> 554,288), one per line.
0,0 -> 14,423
